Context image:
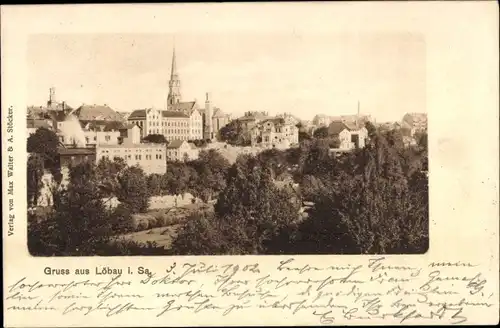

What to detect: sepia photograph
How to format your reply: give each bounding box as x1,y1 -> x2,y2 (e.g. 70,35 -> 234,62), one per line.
4,3 -> 498,327
26,33 -> 428,256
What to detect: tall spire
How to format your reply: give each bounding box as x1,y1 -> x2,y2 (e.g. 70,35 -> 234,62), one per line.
167,45 -> 181,107
170,46 -> 178,80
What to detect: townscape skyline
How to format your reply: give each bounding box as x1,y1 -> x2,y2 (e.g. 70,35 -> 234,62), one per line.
28,33 -> 426,122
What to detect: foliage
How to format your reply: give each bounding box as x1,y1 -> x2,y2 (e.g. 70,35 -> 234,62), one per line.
95,157 -> 128,197
313,126 -> 329,139
116,166 -> 151,213
190,139 -> 208,148
143,134 -> 168,144
292,130 -> 429,254
27,154 -> 45,207
147,174 -> 163,196
27,127 -> 62,184
51,162 -> 113,255
218,120 -> 249,145
27,127 -> 60,164
171,154 -> 300,255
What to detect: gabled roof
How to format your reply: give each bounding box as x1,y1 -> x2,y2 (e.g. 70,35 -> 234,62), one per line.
162,110 -> 189,118
128,109 -> 147,120
79,120 -> 125,132
120,123 -> 139,130
328,121 -> 350,135
212,107 -> 229,118
167,101 -> 197,113
73,104 -> 123,122
166,139 -> 188,149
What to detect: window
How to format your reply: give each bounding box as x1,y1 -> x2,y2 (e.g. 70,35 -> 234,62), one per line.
105,135 -> 111,141
158,154 -> 162,159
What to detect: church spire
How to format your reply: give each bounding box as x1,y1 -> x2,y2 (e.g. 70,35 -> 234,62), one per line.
167,46 -> 181,107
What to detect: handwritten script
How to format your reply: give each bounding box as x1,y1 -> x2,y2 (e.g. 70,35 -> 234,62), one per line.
4,257 -> 496,325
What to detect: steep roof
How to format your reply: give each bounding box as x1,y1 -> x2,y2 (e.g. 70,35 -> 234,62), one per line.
166,139 -> 188,149
328,121 -> 350,135
73,104 -> 123,121
167,101 -> 197,113
212,107 -> 229,118
128,109 -> 147,120
79,120 -> 125,132
162,110 -> 189,118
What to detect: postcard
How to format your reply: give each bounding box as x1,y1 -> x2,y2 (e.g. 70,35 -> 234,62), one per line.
2,2 -> 499,326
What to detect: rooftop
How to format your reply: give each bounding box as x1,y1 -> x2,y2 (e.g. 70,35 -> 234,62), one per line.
166,139 -> 188,149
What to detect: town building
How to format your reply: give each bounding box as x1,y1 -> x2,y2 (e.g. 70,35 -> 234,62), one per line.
96,124 -> 167,175
166,139 -> 200,162
236,111 -> 270,137
401,113 -> 427,136
312,114 -> 332,127
127,106 -> 203,141
327,120 -> 368,150
250,117 -> 299,148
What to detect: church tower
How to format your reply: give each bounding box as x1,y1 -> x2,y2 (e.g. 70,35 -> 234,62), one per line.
167,47 -> 182,107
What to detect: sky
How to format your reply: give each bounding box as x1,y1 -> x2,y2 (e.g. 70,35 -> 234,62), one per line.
27,32 -> 426,122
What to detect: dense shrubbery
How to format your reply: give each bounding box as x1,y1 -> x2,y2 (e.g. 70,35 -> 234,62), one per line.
170,124 -> 428,255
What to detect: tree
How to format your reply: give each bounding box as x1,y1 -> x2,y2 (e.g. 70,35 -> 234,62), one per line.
257,148 -> 287,178
95,157 -> 128,198
147,173 -> 163,196
143,134 -> 168,144
171,154 -> 300,255
27,127 -> 62,184
27,127 -> 60,164
213,155 -> 300,254
415,131 -> 428,151
51,161 -> 113,255
218,120 -> 247,145
27,154 -> 45,208
365,121 -> 377,139
116,166 -> 150,213
189,149 -> 230,201
313,126 -> 329,139
299,131 -> 312,142
162,162 -> 193,195
293,132 -> 428,254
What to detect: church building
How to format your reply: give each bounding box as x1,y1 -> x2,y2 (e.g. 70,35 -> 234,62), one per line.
128,46 -> 230,141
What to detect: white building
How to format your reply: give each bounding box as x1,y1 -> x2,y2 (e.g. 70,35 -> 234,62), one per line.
127,106 -> 203,141
327,121 -> 368,150
250,118 -> 299,148
96,125 -> 167,175
166,140 -> 200,162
